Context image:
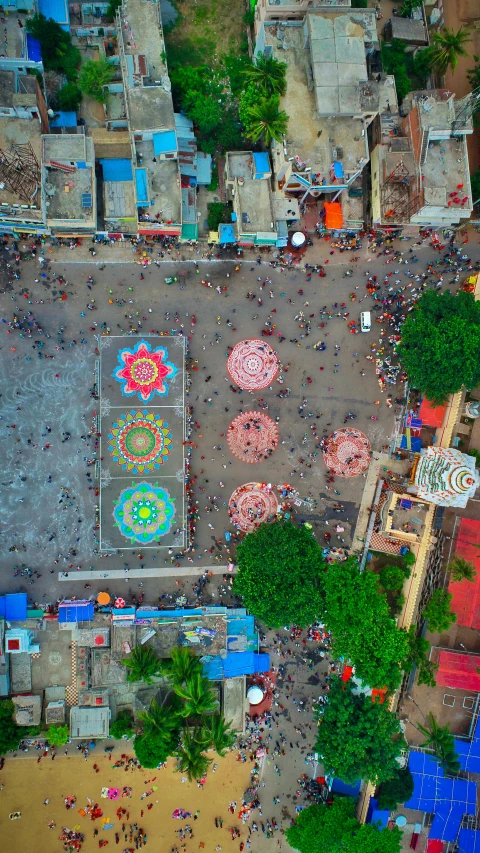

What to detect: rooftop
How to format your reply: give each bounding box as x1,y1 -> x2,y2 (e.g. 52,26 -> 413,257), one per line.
235,178 -> 275,235
0,70 -> 37,108
42,135 -> 96,228
70,705 -> 110,739
136,146 -> 180,224
387,17 -> 428,43
0,117 -> 43,219
307,13 -> 369,115
404,89 -> 474,134
12,693 -> 42,726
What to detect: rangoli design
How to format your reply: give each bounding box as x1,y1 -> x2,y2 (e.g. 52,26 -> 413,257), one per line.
108,410 -> 172,473
227,339 -> 279,391
323,428 -> 371,478
227,411 -> 279,463
113,339 -> 177,402
113,482 -> 176,544
228,482 -> 279,532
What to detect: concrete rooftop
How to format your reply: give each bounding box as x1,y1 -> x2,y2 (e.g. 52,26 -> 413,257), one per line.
136,142 -> 181,224
308,13 -> 368,115
0,117 -> 42,216
236,179 -> 274,234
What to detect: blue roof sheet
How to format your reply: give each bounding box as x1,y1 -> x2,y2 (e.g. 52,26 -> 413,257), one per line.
49,111 -> 77,128
458,829 -> 480,852
100,158 -> 133,183
58,600 -> 94,623
406,751 -> 476,841
196,152 -> 212,186
0,593 -> 27,621
454,715 -> 480,773
153,130 -> 177,156
253,151 -> 270,176
135,168 -> 149,205
204,651 -> 269,680
218,223 -> 236,244
38,0 -> 69,24
333,161 -> 344,179
26,34 -> 42,63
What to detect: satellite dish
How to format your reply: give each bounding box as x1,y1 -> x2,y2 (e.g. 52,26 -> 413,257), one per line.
247,685 -> 264,705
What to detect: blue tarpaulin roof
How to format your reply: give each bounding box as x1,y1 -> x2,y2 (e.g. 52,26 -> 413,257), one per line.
135,168 -> 149,205
333,161 -> 344,179
0,593 -> 27,621
400,435 -> 423,451
204,651 -> 269,680
38,0 -> 69,26
366,797 -> 390,828
253,152 -> 270,178
218,223 -> 236,244
458,829 -> 480,852
26,34 -> 42,63
455,715 -> 480,773
406,751 -> 476,841
100,158 -> 133,183
49,111 -> 77,128
153,130 -> 177,155
58,600 -> 94,623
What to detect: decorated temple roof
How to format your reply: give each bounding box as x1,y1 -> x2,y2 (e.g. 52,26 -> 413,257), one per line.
413,446 -> 479,508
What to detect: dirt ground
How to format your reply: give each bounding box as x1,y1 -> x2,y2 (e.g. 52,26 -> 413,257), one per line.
0,749 -> 252,853
165,0 -> 247,67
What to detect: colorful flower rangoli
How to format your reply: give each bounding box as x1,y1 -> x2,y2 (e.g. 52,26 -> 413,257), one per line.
108,410 -> 172,473
113,340 -> 177,402
113,482 -> 176,544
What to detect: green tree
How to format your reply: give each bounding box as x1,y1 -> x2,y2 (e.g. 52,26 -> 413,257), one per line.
286,797 -> 402,853
243,95 -> 289,146
413,48 -> 434,85
134,698 -> 182,767
122,645 -> 161,684
402,550 -> 416,569
448,556 -> 477,583
207,202 -> 231,232
315,679 -> 404,785
201,714 -> 235,756
243,54 -> 287,97
323,558 -> 409,691
173,671 -> 218,718
423,589 -> 456,633
57,83 -> 83,112
377,766 -> 415,810
175,727 -> 212,781
0,700 -> 21,755
239,82 -> 259,128
106,0 -> 122,20
133,732 -> 172,768
380,564 -> 408,590
46,724 -> 69,747
167,646 -> 203,686
401,0 -> 422,16
110,710 -> 135,740
234,520 -> 325,628
397,290 -> 480,402
25,14 -> 80,81
418,712 -> 460,775
472,169 -> 480,206
405,629 -> 438,688
79,58 -> 114,103
428,27 -> 472,75
380,40 -> 411,102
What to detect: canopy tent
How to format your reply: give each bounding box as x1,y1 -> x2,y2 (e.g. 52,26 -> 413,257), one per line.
419,398 -> 447,428
323,202 -> 343,230
406,751 -> 476,842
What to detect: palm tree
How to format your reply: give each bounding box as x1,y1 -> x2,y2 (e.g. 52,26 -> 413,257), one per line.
418,712 -> 461,775
244,54 -> 287,97
244,95 -> 289,147
175,728 -> 212,782
138,699 -> 180,741
168,646 -> 203,686
201,714 -> 236,756
448,557 -> 477,583
121,645 -> 161,684
428,27 -> 472,75
174,671 -> 218,718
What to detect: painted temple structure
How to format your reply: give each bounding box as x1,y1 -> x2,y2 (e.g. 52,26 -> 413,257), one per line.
409,446 -> 479,508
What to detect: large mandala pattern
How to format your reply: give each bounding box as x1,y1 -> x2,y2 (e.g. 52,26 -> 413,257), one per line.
227,411 -> 279,464
113,482 -> 176,544
323,428 -> 371,478
108,410 -> 172,473
229,482 -> 279,532
113,339 -> 177,402
227,339 -> 279,391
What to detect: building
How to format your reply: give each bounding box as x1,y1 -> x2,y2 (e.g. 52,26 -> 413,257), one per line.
41,135 -> 97,235
258,10 -> 396,230
116,0 -> 182,238
371,89 -> 474,228
409,446 -> 479,508
224,151 -> 281,247
70,705 -> 110,739
384,17 -> 428,46
12,693 -> 42,726
254,0 -> 352,39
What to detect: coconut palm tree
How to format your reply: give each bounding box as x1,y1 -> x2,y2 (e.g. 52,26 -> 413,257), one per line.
168,646 -> 203,685
448,557 -> 477,583
121,645 -> 161,684
244,54 -> 287,97
428,27 -> 472,75
175,728 -> 212,782
244,95 -> 289,147
174,671 -> 218,718
201,714 -> 236,756
418,712 -> 460,775
138,699 -> 181,740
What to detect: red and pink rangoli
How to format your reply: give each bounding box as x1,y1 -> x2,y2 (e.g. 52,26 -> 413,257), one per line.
323,428 -> 371,478
227,339 -> 279,390
228,482 -> 279,532
227,411 -> 279,463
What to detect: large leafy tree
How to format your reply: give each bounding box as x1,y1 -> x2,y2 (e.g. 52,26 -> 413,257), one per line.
315,679 -> 404,785
175,727 -> 212,781
46,724 -> 69,747
243,54 -> 287,97
25,14 -> 80,81
323,558 -> 409,691
423,589 -> 456,633
418,712 -> 460,775
286,798 -> 403,853
405,628 -> 438,688
133,732 -> 172,768
234,520 -> 325,628
243,95 -> 289,146
428,27 -> 471,74
110,710 -> 135,740
122,644 -> 161,684
0,700 -> 21,756
397,291 -> 480,402
377,766 -> 415,810
134,698 -> 183,768
79,58 -> 115,103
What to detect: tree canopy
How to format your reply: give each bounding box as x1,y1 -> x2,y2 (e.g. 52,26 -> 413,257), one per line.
79,58 -> 115,103
397,290 -> 480,402
448,557 -> 477,583
377,766 -> 415,811
418,712 -> 460,775
110,710 -> 135,740
234,520 -> 325,628
315,679 -> 404,785
286,798 -> 403,853
46,724 -> 69,747
423,589 -> 456,633
243,54 -> 287,97
323,558 -> 409,691
428,27 -> 471,74
243,95 -> 289,145
0,700 -> 22,755
25,14 -> 80,81
122,644 -> 161,684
